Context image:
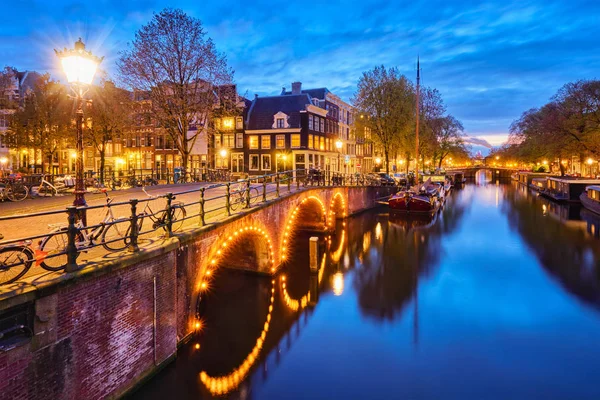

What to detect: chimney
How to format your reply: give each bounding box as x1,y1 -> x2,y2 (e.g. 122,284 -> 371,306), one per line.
291,82 -> 302,95
281,87 -> 286,95
254,94 -> 259,99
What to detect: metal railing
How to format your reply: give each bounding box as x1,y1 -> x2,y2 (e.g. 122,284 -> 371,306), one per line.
0,169 -> 390,285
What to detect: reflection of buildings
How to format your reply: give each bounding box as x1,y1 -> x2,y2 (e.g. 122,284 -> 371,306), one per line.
504,186 -> 600,311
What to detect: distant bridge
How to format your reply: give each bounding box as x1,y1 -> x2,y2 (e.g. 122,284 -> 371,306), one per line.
448,167 -> 517,180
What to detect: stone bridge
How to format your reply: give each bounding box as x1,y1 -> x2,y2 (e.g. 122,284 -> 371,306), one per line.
449,167 -> 517,180
0,185 -> 394,400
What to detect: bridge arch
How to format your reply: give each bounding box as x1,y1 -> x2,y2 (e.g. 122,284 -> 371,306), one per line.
329,192 -> 347,224
279,195 -> 327,263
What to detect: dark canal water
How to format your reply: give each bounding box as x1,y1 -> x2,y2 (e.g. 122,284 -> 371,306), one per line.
131,182 -> 600,399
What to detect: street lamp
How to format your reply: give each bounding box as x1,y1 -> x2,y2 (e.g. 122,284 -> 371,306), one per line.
219,148 -> 228,169
55,38 -> 103,220
335,140 -> 343,173
0,157 -> 7,175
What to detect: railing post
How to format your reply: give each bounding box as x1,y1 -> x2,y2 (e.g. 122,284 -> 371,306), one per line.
276,173 -> 280,198
296,170 -> 300,190
287,172 -> 291,192
199,187 -> 206,226
262,178 -> 267,202
65,206 -> 79,272
128,199 -> 140,252
225,183 -> 231,216
165,193 -> 174,237
245,179 -> 251,209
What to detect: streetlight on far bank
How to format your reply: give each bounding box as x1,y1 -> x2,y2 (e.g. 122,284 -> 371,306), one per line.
219,148 -> 228,169
55,38 -> 103,222
335,140 -> 343,173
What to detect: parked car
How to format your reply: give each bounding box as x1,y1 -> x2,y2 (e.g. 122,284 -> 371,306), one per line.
392,173 -> 408,186
367,172 -> 396,186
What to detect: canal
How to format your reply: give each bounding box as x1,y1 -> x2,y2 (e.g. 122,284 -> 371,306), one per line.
130,182 -> 600,399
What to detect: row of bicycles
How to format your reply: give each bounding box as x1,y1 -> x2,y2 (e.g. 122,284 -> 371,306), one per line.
0,187 -> 186,285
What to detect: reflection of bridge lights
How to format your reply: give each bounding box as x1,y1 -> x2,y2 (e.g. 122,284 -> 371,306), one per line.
200,279 -> 276,395
195,343 -> 200,350
362,232 -> 371,252
542,204 -> 547,215
332,272 -> 344,296
330,230 -> 346,263
375,222 -> 382,241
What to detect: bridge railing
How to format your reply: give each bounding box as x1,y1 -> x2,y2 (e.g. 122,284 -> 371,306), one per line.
0,169 -> 387,286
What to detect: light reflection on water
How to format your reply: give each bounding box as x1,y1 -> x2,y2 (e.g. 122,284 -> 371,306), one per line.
132,183 -> 600,400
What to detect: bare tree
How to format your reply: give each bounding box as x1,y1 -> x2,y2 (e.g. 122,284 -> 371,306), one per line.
117,8 -> 233,179
352,66 -> 414,174
86,81 -> 132,184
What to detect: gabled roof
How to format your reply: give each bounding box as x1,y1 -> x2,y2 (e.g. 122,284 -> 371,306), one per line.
246,94 -> 313,130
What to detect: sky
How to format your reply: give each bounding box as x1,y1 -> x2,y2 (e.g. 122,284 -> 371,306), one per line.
1,0 -> 599,153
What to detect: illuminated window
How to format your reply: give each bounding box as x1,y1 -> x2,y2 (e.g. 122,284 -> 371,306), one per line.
223,134 -> 235,148
319,136 -> 325,151
291,134 -> 301,148
308,134 -> 314,149
276,135 -> 285,149
235,117 -> 243,130
222,118 -> 234,130
261,135 -> 271,149
249,135 -> 259,149
236,133 -> 243,148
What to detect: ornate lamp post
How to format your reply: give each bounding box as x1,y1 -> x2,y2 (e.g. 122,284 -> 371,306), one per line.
55,38 -> 103,222
335,140 -> 343,173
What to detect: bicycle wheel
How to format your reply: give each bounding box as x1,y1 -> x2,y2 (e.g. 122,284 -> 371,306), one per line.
6,184 -> 28,202
39,230 -> 79,271
250,187 -> 260,204
102,219 -> 129,251
0,246 -> 33,285
229,195 -> 242,212
171,205 -> 187,232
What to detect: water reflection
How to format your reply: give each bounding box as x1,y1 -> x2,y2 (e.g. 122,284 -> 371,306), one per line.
133,183 -> 600,400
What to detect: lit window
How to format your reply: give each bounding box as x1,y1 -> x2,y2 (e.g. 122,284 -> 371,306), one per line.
261,135 -> 271,149
291,134 -> 301,148
308,134 -> 314,149
249,135 -> 259,149
276,135 -> 285,149
320,137 -> 325,151
236,117 -> 243,130
236,133 -> 243,148
222,118 -> 234,130
223,134 -> 235,148
276,118 -> 285,128
250,154 -> 259,170
261,154 -> 271,171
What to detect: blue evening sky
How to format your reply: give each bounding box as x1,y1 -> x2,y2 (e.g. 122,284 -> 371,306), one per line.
1,0 -> 599,148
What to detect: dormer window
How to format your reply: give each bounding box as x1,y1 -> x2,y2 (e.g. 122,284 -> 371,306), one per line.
272,111 -> 290,129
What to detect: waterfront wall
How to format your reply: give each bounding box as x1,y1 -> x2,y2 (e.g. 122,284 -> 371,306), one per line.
0,186 -> 393,400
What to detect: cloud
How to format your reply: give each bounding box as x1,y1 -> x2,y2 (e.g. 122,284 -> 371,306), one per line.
463,136 -> 494,149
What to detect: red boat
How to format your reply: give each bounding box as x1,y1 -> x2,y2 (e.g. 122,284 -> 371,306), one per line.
387,182 -> 442,214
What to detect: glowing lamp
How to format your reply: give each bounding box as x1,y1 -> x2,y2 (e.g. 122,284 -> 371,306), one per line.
587,158 -> 594,165
375,157 -> 381,165
222,118 -> 234,129
0,157 -> 7,164
220,149 -> 227,158
335,140 -> 343,150
55,38 -> 103,85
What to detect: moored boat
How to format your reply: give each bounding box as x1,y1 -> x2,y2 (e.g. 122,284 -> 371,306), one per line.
580,185 -> 600,215
388,180 -> 442,214
530,177 -> 547,192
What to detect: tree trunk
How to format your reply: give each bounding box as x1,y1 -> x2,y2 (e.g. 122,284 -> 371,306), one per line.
384,147 -> 390,175
99,148 -> 106,185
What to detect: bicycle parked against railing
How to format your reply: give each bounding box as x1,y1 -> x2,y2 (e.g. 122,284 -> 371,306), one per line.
0,233 -> 36,284
132,187 -> 187,234
230,180 -> 260,211
0,179 -> 28,202
37,189 -> 130,270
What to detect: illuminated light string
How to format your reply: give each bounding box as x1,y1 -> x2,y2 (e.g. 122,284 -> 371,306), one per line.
194,225 -> 275,332
280,253 -> 327,312
328,192 -> 347,224
280,196 -> 327,263
199,279 -> 277,396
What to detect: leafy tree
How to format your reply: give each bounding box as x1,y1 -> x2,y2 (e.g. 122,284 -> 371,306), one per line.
352,66 -> 415,175
118,8 -> 233,179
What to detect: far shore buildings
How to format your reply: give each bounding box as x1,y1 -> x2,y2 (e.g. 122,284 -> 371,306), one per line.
1,70 -> 373,179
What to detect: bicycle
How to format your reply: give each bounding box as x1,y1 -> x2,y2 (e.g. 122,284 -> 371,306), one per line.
0,179 -> 29,202
132,187 -> 187,234
230,181 -> 260,212
35,174 -> 66,197
0,233 -> 35,285
37,189 -> 130,270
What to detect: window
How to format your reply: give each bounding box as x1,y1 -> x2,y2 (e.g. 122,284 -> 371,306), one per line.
291,134 -> 301,148
250,154 -> 259,170
276,135 -> 285,149
276,118 -> 285,128
223,134 -> 235,148
320,118 -> 324,133
261,135 -> 271,149
222,118 -> 234,130
232,153 -> 244,173
308,115 -> 313,130
249,135 -> 259,149
261,154 -> 271,171
320,137 -> 325,151
308,134 -> 314,149
214,135 -> 222,148
236,117 -> 243,130
236,133 -> 244,148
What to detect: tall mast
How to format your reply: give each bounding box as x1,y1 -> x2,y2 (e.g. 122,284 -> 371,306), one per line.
415,56 -> 420,185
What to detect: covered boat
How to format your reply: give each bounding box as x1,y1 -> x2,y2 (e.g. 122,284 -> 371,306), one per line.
388,180 -> 442,214
580,185 -> 600,216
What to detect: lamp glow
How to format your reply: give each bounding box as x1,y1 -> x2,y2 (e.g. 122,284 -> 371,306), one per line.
335,140 -> 343,150
55,39 -> 103,85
